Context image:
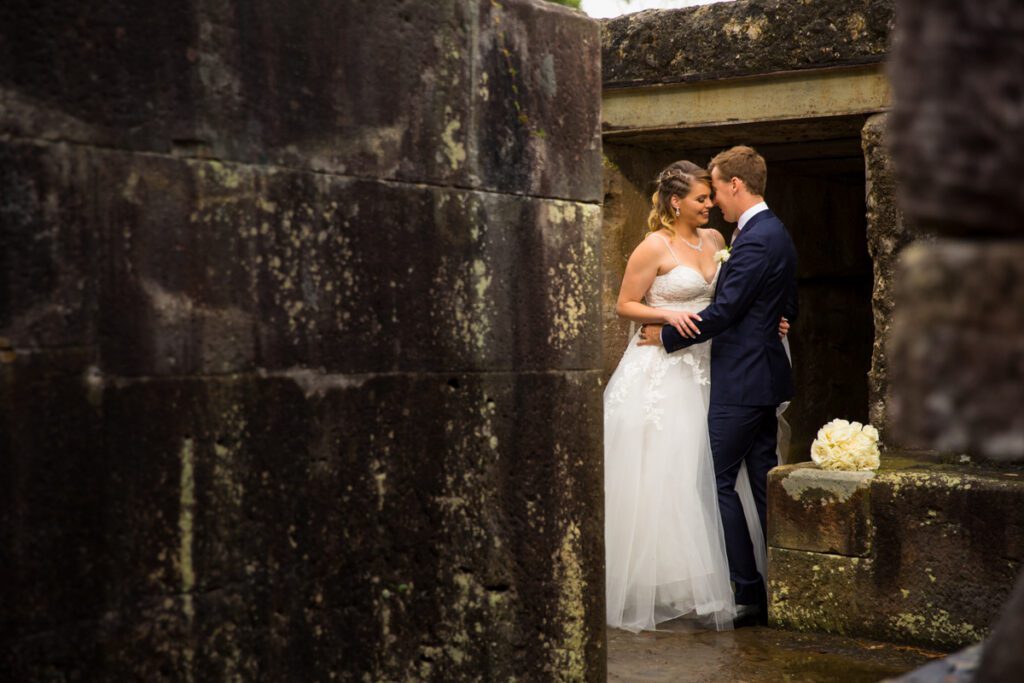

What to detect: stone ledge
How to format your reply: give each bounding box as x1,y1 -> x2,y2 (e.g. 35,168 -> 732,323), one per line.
602,64 -> 891,136
768,456 -> 1024,649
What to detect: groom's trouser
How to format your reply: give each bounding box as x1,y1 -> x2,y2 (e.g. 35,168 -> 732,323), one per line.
708,403 -> 778,606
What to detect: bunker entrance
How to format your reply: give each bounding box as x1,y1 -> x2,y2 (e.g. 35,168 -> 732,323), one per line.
603,116 -> 874,461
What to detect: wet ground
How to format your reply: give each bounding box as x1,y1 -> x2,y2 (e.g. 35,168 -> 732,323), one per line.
607,623 -> 947,682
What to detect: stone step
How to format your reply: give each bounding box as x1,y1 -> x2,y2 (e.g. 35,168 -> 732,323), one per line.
768,454 -> 1024,650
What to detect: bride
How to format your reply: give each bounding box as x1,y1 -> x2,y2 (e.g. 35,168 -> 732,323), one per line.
604,161 -> 787,632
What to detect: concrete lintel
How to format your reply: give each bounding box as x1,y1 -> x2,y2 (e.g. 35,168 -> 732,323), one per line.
603,64 -> 890,136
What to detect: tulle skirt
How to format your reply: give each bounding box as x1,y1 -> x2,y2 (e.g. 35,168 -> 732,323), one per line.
604,333 -> 736,632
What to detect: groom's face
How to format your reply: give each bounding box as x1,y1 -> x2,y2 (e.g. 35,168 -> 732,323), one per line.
711,167 -> 738,223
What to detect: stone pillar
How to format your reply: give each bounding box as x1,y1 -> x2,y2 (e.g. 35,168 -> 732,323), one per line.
887,0 -> 1024,679
888,0 -> 1024,460
1,1 -> 605,680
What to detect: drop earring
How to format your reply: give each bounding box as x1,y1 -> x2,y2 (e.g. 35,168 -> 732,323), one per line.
674,207 -> 680,216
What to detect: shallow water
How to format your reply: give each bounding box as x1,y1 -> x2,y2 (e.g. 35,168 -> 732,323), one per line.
607,623 -> 946,682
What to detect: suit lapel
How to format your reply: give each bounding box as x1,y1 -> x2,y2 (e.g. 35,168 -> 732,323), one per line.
715,254 -> 733,301
715,210 -> 773,300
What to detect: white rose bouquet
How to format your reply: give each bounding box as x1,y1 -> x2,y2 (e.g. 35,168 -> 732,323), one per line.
810,419 -> 881,471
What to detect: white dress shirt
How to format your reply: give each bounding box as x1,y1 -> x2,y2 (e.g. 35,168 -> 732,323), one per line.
732,201 -> 769,242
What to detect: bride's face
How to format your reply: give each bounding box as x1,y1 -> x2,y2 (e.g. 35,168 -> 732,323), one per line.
675,182 -> 713,228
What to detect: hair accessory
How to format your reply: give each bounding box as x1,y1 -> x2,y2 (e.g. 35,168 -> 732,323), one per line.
659,169 -> 693,186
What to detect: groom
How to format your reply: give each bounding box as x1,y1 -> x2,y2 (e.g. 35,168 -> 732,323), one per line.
639,145 -> 798,624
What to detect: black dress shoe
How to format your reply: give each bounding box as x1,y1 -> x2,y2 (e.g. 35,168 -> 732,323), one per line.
733,604 -> 767,628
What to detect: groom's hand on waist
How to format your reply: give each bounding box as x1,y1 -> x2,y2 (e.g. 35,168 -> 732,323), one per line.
778,316 -> 791,339
637,324 -> 664,347
638,311 -> 702,346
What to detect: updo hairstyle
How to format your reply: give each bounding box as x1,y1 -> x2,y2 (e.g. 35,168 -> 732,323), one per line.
647,160 -> 712,236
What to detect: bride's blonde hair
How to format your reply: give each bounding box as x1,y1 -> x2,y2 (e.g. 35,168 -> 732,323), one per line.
647,161 -> 712,236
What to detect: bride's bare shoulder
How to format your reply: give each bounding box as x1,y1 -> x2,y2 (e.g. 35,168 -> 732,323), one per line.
635,231 -> 665,251
700,228 -> 726,249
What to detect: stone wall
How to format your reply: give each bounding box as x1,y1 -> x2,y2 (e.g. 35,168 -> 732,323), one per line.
0,1 -> 606,680
602,0 -> 893,88
862,113 -> 916,445
599,154 -> 644,378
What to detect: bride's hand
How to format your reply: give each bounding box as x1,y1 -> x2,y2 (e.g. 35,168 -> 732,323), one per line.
663,310 -> 701,339
778,316 -> 791,338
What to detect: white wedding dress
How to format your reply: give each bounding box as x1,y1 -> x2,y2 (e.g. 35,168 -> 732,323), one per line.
604,242 -> 769,633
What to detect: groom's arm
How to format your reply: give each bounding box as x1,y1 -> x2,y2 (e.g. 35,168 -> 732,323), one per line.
661,238 -> 770,353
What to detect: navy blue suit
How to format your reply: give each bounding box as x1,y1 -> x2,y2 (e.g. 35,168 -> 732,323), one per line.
661,209 -> 798,607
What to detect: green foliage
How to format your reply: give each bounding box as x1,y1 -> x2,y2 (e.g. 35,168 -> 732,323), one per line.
545,0 -> 582,9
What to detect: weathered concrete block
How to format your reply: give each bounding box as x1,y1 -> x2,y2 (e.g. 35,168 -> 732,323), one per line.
769,464 -> 874,556
602,0 -> 893,88
0,1 -> 602,202
94,152 -> 261,376
769,459 -> 1024,649
4,368 -> 606,680
889,0 -> 1024,237
0,348 -> 104,645
888,241 -> 1024,459
3,2 -> 606,680
769,548 -> 876,635
463,0 -> 603,201
0,3 -> 197,150
0,141 -> 98,349
85,148 -> 602,376
0,137 -> 600,376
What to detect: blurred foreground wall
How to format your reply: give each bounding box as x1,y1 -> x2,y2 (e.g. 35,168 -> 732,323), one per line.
0,1 -> 606,679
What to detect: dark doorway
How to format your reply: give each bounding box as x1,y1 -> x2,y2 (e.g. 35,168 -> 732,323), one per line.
603,121 -> 874,462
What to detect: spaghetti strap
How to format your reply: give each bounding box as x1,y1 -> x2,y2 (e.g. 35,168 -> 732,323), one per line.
654,233 -> 682,265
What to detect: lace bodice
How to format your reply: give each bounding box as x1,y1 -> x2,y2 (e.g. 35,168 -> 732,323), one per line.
646,265 -> 718,311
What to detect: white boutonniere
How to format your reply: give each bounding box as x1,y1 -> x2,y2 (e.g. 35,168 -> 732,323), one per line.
714,247 -> 731,264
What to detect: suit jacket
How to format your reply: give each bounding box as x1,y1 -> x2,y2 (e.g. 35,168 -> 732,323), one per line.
662,209 -> 798,406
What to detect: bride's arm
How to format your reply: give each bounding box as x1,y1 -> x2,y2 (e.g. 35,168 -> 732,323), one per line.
615,237 -> 701,337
